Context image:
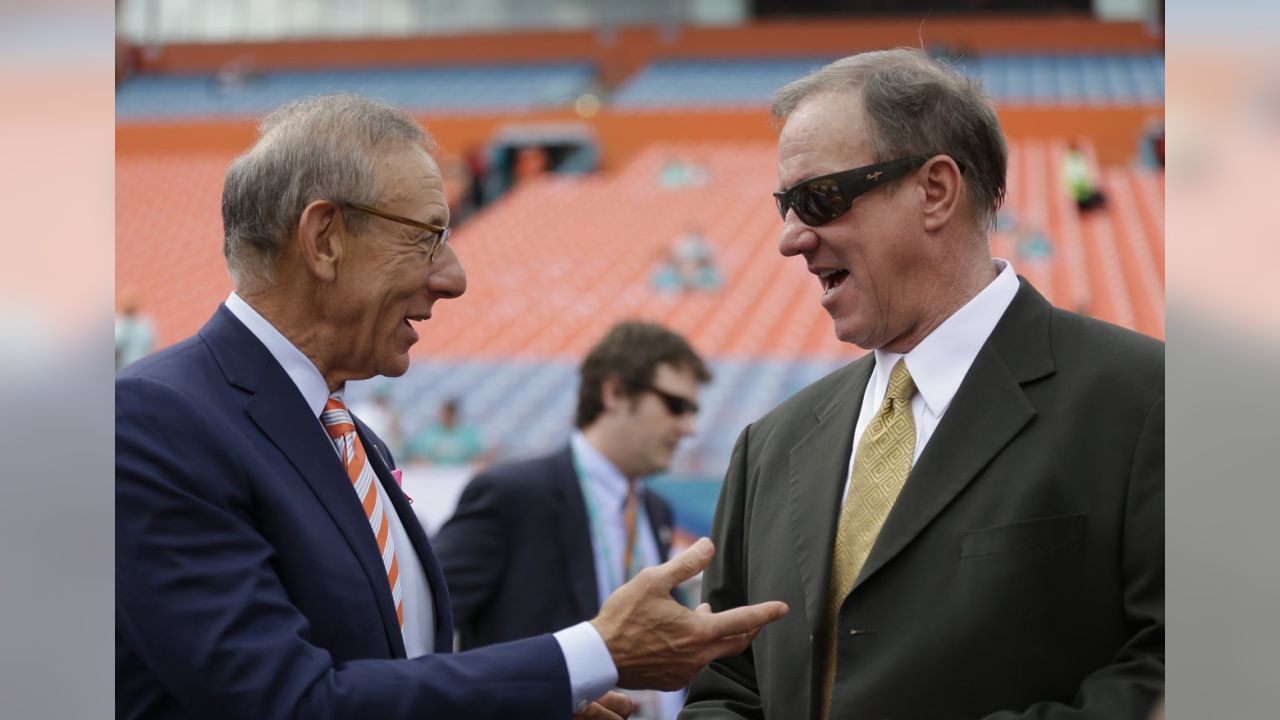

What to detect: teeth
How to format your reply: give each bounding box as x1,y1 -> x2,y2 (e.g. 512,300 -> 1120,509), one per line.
816,269 -> 846,293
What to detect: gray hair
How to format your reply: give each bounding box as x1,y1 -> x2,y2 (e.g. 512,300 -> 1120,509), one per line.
221,93 -> 435,290
772,48 -> 1007,229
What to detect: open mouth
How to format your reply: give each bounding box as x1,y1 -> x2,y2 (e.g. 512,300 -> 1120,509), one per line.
818,269 -> 849,295
403,314 -> 429,340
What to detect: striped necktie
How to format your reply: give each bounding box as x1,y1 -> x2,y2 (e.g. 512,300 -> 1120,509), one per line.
321,395 -> 404,628
621,481 -> 639,581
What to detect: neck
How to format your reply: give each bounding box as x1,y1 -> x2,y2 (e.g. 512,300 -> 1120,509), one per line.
239,285 -> 346,392
883,243 -> 998,354
580,424 -> 637,482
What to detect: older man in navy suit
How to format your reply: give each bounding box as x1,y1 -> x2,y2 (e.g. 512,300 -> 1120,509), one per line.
115,94 -> 787,720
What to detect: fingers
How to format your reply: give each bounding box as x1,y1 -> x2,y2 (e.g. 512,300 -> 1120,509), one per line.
573,703 -> 624,720
594,690 -> 636,718
651,537 -> 715,589
695,602 -> 712,614
700,600 -> 789,638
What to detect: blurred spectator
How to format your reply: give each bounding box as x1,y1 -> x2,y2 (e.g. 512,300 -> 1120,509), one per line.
434,321 -> 714,720
1141,117 -> 1166,169
1062,140 -> 1107,211
115,291 -> 155,371
213,55 -> 261,94
652,225 -> 722,293
404,398 -> 484,465
657,157 -> 709,189
463,144 -> 489,212
994,208 -> 1018,234
1015,223 -> 1053,265
350,391 -> 404,460
440,154 -> 475,225
512,146 -> 549,186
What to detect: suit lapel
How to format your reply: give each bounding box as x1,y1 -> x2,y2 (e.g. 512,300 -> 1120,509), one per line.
200,306 -> 408,657
549,445 -> 599,619
643,491 -> 673,561
851,279 -> 1055,594
357,422 -> 454,653
786,358 -> 874,635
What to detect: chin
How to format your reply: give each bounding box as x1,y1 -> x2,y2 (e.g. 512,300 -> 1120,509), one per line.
831,313 -> 883,350
378,356 -> 412,378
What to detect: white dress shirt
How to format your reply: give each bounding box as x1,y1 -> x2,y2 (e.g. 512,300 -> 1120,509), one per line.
225,293 -> 615,710
570,431 -> 663,606
842,260 -> 1020,504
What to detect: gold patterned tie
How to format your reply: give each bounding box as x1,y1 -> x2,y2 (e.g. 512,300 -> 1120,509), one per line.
820,359 -> 917,718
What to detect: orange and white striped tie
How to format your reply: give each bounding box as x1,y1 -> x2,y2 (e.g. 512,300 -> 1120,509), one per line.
321,396 -> 404,628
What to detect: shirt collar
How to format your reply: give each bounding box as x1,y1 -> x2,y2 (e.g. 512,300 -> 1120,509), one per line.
570,431 -> 642,509
224,292 -> 335,419
873,259 -> 1019,418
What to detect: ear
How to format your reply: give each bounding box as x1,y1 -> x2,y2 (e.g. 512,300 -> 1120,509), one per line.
600,375 -> 626,413
919,155 -> 965,233
296,200 -> 344,283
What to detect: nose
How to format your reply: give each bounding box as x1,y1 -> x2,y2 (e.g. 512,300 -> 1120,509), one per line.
428,243 -> 466,299
778,214 -> 818,258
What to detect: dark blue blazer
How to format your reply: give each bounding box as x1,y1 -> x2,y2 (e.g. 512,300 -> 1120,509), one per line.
116,306 -> 571,719
434,446 -> 675,650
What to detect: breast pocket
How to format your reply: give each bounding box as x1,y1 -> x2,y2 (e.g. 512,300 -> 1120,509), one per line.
960,514 -> 1086,558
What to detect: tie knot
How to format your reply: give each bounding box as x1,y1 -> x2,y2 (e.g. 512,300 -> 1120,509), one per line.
885,359 -> 916,404
320,396 -> 355,439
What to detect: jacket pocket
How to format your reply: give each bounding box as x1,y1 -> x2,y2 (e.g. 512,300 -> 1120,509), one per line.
960,513 -> 1085,558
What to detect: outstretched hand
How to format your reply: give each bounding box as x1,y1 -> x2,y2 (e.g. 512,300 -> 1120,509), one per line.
590,537 -> 789,690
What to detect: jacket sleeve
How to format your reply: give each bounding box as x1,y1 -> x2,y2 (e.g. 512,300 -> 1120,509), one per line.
982,395 -> 1165,720
680,425 -> 766,719
116,377 -> 570,720
431,469 -> 514,630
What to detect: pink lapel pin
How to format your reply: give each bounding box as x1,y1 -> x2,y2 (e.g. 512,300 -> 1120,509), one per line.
391,468 -> 412,504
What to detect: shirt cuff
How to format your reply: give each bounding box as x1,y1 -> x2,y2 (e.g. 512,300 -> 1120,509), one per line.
553,621 -> 618,714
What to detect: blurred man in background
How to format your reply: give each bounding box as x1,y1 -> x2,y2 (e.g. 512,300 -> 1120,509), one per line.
683,49 -> 1163,719
114,290 -> 155,370
436,321 -> 712,720
116,93 -> 787,720
405,396 -> 486,465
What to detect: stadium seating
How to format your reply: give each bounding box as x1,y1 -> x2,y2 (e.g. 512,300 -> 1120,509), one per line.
613,54 -> 1164,109
116,63 -> 597,119
114,54 -> 1163,120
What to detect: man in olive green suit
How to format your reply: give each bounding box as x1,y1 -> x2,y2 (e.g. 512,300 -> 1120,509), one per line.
680,50 -> 1163,720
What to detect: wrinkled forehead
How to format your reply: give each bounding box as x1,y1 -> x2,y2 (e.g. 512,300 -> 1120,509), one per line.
374,145 -> 449,220
776,92 -> 875,189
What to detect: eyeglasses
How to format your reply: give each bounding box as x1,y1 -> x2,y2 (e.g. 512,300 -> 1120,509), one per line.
340,201 -> 451,263
773,156 -> 931,227
644,385 -> 699,417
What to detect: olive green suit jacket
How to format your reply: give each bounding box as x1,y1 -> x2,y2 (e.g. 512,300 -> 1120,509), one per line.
682,280 -> 1164,720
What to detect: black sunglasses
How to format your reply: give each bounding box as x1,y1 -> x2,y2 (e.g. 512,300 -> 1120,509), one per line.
773,156 -> 931,227
644,385 -> 699,417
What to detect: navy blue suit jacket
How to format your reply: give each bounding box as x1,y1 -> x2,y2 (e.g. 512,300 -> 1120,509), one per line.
116,306 -> 571,719
434,446 -> 675,650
